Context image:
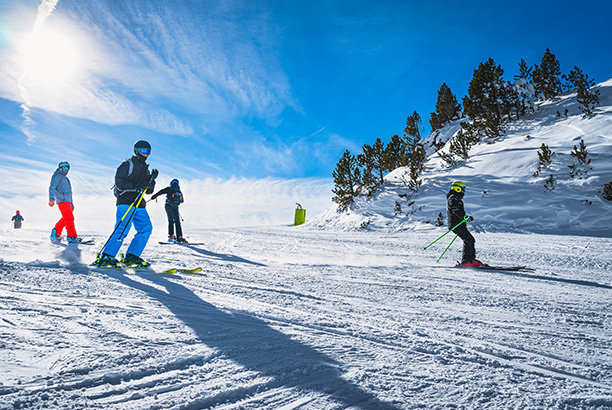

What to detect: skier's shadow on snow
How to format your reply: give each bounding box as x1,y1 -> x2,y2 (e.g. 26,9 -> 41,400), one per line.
185,244 -> 266,267
103,270 -> 400,409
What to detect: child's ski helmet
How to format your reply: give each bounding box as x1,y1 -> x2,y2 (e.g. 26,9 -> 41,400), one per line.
451,181 -> 466,194
170,178 -> 179,187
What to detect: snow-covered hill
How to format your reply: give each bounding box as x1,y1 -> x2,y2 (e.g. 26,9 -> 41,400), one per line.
309,79 -> 612,237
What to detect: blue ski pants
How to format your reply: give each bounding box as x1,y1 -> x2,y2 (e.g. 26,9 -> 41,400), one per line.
102,205 -> 152,258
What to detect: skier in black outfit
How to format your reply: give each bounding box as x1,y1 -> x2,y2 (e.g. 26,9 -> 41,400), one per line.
11,211 -> 24,229
96,140 -> 158,267
151,179 -> 187,243
446,181 -> 483,267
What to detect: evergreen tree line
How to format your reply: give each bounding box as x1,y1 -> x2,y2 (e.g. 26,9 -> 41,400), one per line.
332,48 -> 602,210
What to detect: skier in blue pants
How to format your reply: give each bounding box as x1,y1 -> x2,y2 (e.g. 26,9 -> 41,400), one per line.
96,140 -> 158,267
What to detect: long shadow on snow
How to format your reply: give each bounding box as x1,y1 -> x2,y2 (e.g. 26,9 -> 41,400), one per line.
185,244 -> 266,267
487,269 -> 612,290
102,270 -> 399,409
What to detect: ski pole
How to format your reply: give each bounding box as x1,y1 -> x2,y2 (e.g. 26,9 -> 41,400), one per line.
423,218 -> 467,251
97,188 -> 146,256
115,189 -> 148,242
436,234 -> 458,263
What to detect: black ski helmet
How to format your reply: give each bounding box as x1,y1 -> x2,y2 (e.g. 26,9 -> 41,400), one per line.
170,178 -> 179,187
134,140 -> 151,158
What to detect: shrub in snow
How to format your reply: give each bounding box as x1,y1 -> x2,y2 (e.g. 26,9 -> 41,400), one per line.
568,139 -> 592,179
544,175 -> 556,191
533,143 -> 554,177
603,182 -> 612,201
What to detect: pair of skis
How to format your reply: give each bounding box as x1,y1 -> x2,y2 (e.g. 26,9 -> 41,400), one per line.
92,264 -> 203,275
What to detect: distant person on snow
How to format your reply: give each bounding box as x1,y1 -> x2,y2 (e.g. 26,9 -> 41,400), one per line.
151,178 -> 187,243
49,161 -> 82,243
12,210 -> 24,229
96,140 -> 158,268
447,181 -> 482,267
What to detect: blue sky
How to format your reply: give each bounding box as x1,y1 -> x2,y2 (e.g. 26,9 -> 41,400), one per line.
1,0 -> 611,184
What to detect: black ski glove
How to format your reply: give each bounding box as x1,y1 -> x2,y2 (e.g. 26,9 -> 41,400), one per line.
465,215 -> 474,222
150,169 -> 159,181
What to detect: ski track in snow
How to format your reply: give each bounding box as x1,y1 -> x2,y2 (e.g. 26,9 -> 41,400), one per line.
1,227 -> 611,409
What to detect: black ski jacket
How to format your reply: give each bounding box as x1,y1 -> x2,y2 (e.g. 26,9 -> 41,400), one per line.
446,190 -> 467,229
114,156 -> 155,207
151,186 -> 184,208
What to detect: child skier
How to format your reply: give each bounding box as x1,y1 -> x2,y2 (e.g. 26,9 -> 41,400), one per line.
49,161 -> 82,243
151,179 -> 187,243
446,181 -> 482,267
95,140 -> 158,267
11,211 -> 24,229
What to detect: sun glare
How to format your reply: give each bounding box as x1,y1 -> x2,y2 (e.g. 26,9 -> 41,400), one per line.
20,28 -> 79,84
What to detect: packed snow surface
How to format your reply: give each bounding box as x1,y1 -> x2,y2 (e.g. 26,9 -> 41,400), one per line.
1,226 -> 611,409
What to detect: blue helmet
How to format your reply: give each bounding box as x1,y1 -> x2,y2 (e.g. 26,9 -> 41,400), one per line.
58,161 -> 70,171
170,178 -> 179,187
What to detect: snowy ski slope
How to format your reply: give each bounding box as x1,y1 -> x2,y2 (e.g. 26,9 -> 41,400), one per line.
1,227 -> 611,409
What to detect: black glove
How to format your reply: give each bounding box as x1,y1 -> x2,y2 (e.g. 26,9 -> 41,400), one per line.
150,169 -> 159,181
465,215 -> 474,222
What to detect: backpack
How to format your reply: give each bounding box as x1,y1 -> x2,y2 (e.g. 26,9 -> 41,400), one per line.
168,188 -> 183,205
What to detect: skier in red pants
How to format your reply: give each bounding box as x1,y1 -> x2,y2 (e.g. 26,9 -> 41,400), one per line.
48,161 -> 82,243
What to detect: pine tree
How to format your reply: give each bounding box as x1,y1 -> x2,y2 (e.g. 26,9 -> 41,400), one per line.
514,58 -> 532,82
403,111 -> 422,156
568,139 -> 592,179
462,58 -> 508,126
332,150 -> 361,211
565,66 -> 600,116
429,83 -> 461,131
358,138 -> 386,189
510,58 -> 536,119
408,144 -> 427,192
533,143 -> 554,177
532,48 -> 562,100
383,134 -> 407,171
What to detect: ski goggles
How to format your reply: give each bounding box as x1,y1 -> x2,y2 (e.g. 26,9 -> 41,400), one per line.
58,162 -> 70,171
138,148 -> 151,156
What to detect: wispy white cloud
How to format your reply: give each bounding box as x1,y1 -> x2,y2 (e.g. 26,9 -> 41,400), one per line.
1,0 -> 297,140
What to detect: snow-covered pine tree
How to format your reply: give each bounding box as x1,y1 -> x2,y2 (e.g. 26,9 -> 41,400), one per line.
564,66 -> 600,116
429,83 -> 461,131
332,150 -> 361,211
509,58 -> 536,120
532,48 -> 562,100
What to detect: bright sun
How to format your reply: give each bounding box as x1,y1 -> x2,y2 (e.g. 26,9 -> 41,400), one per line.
20,28 -> 80,84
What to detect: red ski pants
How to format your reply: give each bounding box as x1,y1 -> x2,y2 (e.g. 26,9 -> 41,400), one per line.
54,202 -> 77,238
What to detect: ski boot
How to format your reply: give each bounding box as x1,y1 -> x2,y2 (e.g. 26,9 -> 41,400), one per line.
168,235 -> 177,243
460,259 -> 486,267
121,253 -> 151,268
67,236 -> 83,243
95,253 -> 121,268
50,228 -> 61,241
177,236 -> 188,244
